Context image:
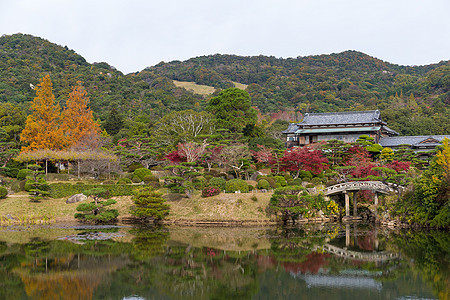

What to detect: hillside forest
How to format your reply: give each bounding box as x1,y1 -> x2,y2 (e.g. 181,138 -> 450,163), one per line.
0,33 -> 449,227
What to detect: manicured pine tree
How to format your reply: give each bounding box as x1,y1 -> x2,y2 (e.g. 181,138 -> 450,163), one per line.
130,188 -> 170,223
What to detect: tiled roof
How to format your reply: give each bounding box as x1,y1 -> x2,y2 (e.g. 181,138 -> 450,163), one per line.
379,135 -> 450,147
299,110 -> 382,126
282,123 -> 300,134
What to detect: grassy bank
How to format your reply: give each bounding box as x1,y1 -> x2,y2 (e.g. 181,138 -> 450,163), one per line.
0,190 -> 275,225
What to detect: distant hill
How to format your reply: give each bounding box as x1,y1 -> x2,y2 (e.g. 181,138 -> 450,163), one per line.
0,33 -> 448,135
0,33 -> 204,120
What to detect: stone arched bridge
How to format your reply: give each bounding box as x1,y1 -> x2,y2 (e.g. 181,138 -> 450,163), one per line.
324,181 -> 393,220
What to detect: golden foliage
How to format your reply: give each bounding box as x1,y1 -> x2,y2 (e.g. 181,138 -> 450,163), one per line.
61,82 -> 101,150
20,75 -> 66,152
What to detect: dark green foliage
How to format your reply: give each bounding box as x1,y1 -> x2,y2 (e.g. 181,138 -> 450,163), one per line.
132,176 -> 142,183
206,88 -> 257,133
16,169 -> 32,180
117,177 -> 132,185
133,168 -> 153,181
103,108 -> 124,135
192,176 -> 207,190
0,186 -> 7,199
225,179 -> 249,193
75,188 -> 118,223
257,179 -> 270,190
266,186 -> 307,224
248,137 -> 284,151
208,177 -> 226,190
25,165 -> 49,202
49,183 -> 140,198
127,162 -> 145,172
130,188 -> 169,222
390,159 -> 449,227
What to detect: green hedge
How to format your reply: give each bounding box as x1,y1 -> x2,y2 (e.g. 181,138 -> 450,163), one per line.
49,183 -> 142,198
225,179 -> 249,193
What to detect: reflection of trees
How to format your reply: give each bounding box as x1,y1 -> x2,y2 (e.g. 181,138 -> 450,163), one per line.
9,238 -> 133,300
389,230 -> 450,300
130,226 -> 170,260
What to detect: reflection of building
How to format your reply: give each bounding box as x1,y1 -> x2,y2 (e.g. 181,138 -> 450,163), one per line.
283,110 -> 398,148
295,274 -> 383,291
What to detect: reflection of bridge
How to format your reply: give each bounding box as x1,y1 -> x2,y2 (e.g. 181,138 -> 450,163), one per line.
320,243 -> 398,262
324,181 -> 393,220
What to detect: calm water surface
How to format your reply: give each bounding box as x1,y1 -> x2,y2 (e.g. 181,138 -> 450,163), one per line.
0,224 -> 448,300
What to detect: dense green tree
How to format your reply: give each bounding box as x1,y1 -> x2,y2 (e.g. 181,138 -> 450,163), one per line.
103,107 -> 124,135
206,88 -> 257,133
130,188 -> 170,222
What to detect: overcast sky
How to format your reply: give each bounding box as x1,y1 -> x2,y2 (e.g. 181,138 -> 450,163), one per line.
1,0 -> 449,74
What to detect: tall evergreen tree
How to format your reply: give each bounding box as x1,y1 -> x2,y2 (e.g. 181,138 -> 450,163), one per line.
104,107 -> 124,135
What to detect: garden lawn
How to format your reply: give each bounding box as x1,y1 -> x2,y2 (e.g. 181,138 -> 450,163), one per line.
167,191 -> 274,222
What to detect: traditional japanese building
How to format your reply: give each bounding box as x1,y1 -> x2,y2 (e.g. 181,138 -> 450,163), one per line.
283,110 -> 398,148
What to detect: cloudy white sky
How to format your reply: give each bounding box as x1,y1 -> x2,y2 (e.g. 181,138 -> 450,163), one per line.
1,0 -> 449,74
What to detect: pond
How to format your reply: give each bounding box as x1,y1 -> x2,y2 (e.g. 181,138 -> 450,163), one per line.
0,223 -> 448,300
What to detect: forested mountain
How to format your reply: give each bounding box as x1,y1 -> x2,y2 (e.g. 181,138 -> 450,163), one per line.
0,34 -> 204,121
1,33 -> 449,135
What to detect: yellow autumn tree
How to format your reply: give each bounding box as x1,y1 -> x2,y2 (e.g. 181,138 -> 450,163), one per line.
61,82 -> 101,149
436,137 -> 450,181
20,75 -> 66,152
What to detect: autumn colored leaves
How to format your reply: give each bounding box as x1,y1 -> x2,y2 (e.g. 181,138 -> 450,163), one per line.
20,75 -> 100,152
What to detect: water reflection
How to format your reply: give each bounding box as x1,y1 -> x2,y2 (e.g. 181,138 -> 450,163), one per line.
0,224 -> 447,300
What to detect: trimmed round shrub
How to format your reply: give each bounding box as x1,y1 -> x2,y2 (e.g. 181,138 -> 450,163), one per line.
127,162 -> 145,172
265,177 -> 277,188
192,176 -> 207,190
143,175 -> 159,183
284,174 -> 293,181
275,176 -> 288,187
225,179 -> 249,193
17,169 -> 32,180
248,184 -> 254,191
290,178 -> 303,186
208,177 -> 226,190
102,180 -> 116,185
311,177 -> 321,185
133,168 -> 153,181
0,186 -> 7,199
257,179 -> 270,190
132,176 -> 142,183
202,186 -> 221,197
117,177 -> 132,184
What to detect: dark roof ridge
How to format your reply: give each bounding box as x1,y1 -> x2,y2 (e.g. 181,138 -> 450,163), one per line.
304,110 -> 378,116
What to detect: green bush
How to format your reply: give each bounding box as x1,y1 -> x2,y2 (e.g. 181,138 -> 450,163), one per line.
127,162 -> 145,172
17,169 -> 32,180
192,176 -> 207,190
248,184 -> 254,191
251,196 -> 258,202
102,180 -> 116,185
311,177 -> 322,185
299,170 -> 313,180
49,183 -> 141,198
133,168 -> 153,181
0,186 -> 7,199
132,176 -> 142,183
117,177 -> 132,184
143,175 -> 159,184
257,179 -> 270,190
275,176 -> 288,187
225,179 -> 249,193
208,177 -> 226,190
290,178 -> 303,186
